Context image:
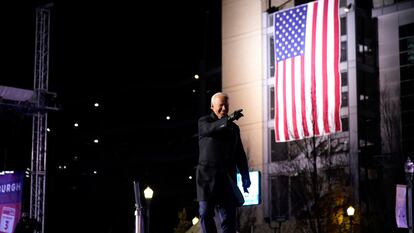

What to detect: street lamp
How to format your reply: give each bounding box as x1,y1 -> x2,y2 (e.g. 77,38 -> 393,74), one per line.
192,216 -> 199,225
344,3 -> 353,13
347,206 -> 355,233
144,186 -> 154,199
144,186 -> 154,233
405,157 -> 414,233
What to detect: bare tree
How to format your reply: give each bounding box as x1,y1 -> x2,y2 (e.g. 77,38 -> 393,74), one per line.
174,208 -> 192,233
279,135 -> 352,233
380,86 -> 401,155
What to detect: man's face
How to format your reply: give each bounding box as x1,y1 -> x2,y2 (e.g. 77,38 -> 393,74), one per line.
211,94 -> 229,119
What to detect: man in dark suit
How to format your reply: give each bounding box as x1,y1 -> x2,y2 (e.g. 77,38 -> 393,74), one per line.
196,92 -> 251,233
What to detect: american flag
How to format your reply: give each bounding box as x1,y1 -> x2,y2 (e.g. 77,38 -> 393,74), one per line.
273,0 -> 342,142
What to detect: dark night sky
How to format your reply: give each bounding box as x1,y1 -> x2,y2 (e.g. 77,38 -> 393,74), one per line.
1,0 -> 221,232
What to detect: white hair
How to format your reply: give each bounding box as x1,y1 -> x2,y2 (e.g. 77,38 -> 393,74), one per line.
210,92 -> 228,106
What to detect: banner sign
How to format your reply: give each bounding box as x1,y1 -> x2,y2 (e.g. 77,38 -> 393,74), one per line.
0,171 -> 24,233
237,171 -> 261,206
396,184 -> 408,228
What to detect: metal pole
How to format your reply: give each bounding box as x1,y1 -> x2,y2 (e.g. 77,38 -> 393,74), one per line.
408,174 -> 413,233
135,207 -> 144,233
135,209 -> 139,233
404,157 -> 414,233
133,181 -> 144,233
405,157 -> 414,233
146,201 -> 151,233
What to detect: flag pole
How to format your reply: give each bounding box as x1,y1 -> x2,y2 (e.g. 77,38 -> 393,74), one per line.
405,158 -> 414,233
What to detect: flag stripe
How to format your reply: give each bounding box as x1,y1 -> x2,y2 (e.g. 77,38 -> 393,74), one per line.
300,55 -> 309,137
304,4 -> 314,136
322,0 -> 329,133
285,60 -> 292,137
327,0 -> 335,132
291,60 -> 299,139
273,0 -> 342,142
275,62 -> 280,141
311,2 -> 319,136
283,62 -> 289,140
333,0 -> 341,131
294,56 -> 304,139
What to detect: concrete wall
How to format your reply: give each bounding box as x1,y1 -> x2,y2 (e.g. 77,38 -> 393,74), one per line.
222,0 -> 265,229
222,0 -> 263,176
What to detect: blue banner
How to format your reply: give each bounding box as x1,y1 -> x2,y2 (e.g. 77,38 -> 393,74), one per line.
0,171 -> 24,233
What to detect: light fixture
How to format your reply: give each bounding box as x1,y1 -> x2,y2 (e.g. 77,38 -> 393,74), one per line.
344,3 -> 352,13
144,186 -> 154,200
192,216 -> 199,225
347,205 -> 355,216
405,157 -> 414,174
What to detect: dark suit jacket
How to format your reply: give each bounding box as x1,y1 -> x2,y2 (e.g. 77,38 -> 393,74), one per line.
196,112 -> 250,202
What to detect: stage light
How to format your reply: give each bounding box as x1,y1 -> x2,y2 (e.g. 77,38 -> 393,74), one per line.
344,3 -> 352,13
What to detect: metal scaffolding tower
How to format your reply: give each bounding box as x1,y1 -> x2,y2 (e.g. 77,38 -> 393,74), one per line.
30,3 -> 55,233
0,3 -> 56,233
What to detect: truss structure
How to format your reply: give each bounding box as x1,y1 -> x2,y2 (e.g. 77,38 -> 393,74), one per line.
0,3 -> 57,233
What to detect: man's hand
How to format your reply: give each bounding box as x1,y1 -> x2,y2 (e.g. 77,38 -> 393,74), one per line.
228,109 -> 244,122
242,177 -> 251,193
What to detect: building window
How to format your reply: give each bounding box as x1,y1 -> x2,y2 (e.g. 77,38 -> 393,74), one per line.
270,87 -> 275,119
401,65 -> 414,81
341,72 -> 348,87
271,175 -> 289,219
399,23 -> 414,152
271,130 -> 288,162
341,117 -> 349,131
342,91 -> 349,107
270,35 -> 275,78
407,37 -> 414,64
341,41 -> 347,62
341,17 -> 347,36
290,174 -> 308,217
400,39 -> 414,65
268,13 -> 274,27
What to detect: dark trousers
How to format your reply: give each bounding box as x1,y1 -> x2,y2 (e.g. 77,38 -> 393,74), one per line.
199,200 -> 236,233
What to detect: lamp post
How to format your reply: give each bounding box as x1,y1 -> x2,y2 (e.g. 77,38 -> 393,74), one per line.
347,206 -> 355,233
144,186 -> 154,233
405,157 -> 414,233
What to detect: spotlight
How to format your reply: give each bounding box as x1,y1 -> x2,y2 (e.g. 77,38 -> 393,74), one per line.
344,3 -> 352,13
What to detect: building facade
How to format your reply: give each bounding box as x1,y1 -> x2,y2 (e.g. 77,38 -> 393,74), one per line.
222,0 -> 413,232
